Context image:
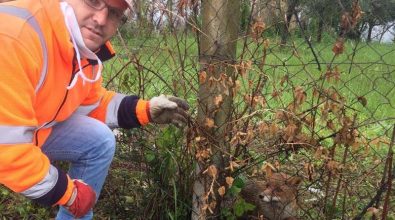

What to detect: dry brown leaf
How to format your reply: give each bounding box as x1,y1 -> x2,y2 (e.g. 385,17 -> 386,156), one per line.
226,161 -> 241,172
274,160 -> 281,170
280,75 -> 289,87
195,136 -> 206,142
341,12 -> 352,34
261,162 -> 275,176
269,123 -> 279,136
263,39 -> 270,48
272,89 -> 280,99
214,95 -> 223,107
232,80 -> 241,96
206,165 -> 218,178
199,71 -> 207,84
314,147 -> 323,159
258,122 -> 269,135
284,123 -> 298,140
275,110 -> 286,120
332,38 -> 345,56
205,118 -> 215,128
251,19 -> 266,41
201,204 -> 208,212
195,148 -> 211,161
237,60 -> 252,78
304,162 -> 315,181
303,115 -> 314,127
327,160 -> 341,173
229,135 -> 240,147
325,67 -> 341,83
208,201 -> 217,214
218,186 -> 226,197
226,177 -> 234,187
351,1 -> 363,28
357,96 -> 367,107
177,0 -> 187,16
367,207 -> 380,217
352,137 -> 361,151
231,161 -> 241,168
294,86 -> 306,106
327,120 -> 336,131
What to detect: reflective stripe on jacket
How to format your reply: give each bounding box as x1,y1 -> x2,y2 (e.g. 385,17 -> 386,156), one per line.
0,0 -> 150,206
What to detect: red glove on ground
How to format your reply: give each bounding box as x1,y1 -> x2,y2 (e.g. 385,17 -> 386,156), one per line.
64,179 -> 96,218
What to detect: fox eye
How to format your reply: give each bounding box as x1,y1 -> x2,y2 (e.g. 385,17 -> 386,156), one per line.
273,188 -> 282,193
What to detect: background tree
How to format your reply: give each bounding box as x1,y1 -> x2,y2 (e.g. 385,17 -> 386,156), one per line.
360,0 -> 395,42
305,0 -> 342,42
280,0 -> 299,45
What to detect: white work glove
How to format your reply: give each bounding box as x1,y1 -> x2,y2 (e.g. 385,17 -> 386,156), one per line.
149,95 -> 189,127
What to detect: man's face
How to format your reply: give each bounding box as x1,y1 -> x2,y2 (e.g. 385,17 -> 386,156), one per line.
64,0 -> 128,51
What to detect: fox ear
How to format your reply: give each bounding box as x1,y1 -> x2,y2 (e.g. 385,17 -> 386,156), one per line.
287,176 -> 302,186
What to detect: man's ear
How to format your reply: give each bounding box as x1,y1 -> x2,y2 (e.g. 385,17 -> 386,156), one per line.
287,176 -> 302,186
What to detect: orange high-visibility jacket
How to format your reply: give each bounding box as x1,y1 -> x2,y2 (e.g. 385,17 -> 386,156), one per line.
0,0 -> 150,206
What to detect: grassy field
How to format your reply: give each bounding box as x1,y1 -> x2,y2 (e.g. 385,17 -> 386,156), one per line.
110,33 -> 395,121
258,38 -> 395,119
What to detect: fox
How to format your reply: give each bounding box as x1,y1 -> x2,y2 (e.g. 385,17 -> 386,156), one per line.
240,172 -> 302,220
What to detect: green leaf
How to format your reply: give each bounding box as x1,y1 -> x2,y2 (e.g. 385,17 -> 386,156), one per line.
145,151 -> 156,162
221,208 -> 236,220
244,202 -> 256,212
124,196 -> 134,204
234,202 -> 244,217
228,176 -> 246,196
233,198 -> 256,217
233,177 -> 246,188
229,185 -> 241,196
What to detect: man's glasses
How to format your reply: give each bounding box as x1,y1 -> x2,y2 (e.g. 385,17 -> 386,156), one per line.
83,0 -> 127,24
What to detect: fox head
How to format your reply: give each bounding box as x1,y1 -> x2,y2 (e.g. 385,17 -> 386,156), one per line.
241,173 -> 302,220
259,173 -> 302,204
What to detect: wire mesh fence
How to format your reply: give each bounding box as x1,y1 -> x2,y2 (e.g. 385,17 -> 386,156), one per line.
0,0 -> 393,219
103,0 -> 395,219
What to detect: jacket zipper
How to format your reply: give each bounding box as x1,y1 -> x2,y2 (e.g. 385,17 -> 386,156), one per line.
34,54 -> 91,146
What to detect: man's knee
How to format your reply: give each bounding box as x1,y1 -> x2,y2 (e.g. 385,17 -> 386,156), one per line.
98,127 -> 116,155
88,122 -> 116,159
102,133 -> 116,159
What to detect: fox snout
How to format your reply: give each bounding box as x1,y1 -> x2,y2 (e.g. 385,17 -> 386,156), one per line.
258,193 -> 282,203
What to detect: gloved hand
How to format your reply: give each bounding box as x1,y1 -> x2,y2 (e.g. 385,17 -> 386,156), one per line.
149,95 -> 190,127
64,179 -> 96,218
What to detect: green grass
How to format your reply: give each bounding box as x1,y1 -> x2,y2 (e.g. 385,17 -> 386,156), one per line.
238,37 -> 395,119
109,33 -> 395,123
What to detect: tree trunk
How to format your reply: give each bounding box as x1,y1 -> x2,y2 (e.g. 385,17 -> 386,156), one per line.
317,18 -> 324,43
134,0 -> 142,24
167,0 -> 175,33
134,0 -> 149,30
280,0 -> 298,45
367,22 -> 374,43
192,0 -> 240,219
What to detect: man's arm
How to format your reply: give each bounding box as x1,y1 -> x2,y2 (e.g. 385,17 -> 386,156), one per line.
0,34 -> 76,207
82,82 -> 190,128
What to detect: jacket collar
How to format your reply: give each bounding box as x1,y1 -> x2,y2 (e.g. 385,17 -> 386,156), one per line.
96,41 -> 116,62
